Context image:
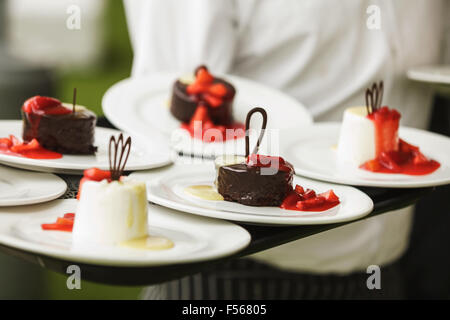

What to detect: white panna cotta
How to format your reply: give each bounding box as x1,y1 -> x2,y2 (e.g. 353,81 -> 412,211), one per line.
336,106 -> 375,166
72,178 -> 148,246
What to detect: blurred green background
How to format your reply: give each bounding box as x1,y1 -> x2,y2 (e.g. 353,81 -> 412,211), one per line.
56,1 -> 132,116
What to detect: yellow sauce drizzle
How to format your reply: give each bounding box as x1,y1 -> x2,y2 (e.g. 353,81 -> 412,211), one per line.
184,185 -> 224,201
120,236 -> 174,251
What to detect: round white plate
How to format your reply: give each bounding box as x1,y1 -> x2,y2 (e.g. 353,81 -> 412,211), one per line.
0,120 -> 172,174
102,72 -> 312,157
280,123 -> 450,188
407,65 -> 450,85
0,199 -> 250,267
130,163 -> 373,226
0,165 -> 66,206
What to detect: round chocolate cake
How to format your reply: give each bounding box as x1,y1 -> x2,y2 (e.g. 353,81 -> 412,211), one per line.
215,107 -> 295,207
170,66 -> 236,125
217,160 -> 294,206
22,97 -> 97,155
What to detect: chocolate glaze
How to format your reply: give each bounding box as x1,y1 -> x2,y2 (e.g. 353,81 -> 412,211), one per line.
22,108 -> 97,155
217,162 -> 294,206
170,78 -> 236,125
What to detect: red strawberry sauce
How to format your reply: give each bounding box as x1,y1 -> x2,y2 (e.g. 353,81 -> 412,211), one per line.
0,135 -> 62,159
360,107 -> 440,175
245,155 -> 340,212
281,185 -> 340,212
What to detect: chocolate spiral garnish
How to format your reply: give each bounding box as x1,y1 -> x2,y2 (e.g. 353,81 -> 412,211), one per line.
108,133 -> 132,181
365,81 -> 384,115
245,107 -> 268,157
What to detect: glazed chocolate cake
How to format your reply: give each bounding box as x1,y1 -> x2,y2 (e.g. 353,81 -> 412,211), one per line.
170,66 -> 236,125
216,107 -> 294,206
22,96 -> 97,155
217,159 -> 294,206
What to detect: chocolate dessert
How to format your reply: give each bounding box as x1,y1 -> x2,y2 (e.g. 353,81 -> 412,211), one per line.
170,65 -> 236,125
216,108 -> 295,206
22,95 -> 97,155
217,160 -> 294,206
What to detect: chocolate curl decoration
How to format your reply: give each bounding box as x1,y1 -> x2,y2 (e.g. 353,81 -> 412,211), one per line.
108,133 -> 132,181
245,107 -> 268,157
365,81 -> 384,115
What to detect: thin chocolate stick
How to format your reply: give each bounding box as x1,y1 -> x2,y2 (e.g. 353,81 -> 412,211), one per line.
72,88 -> 77,113
245,107 -> 268,157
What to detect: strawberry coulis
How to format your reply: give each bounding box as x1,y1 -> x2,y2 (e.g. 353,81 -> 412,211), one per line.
361,107 -> 440,175
0,135 -> 62,159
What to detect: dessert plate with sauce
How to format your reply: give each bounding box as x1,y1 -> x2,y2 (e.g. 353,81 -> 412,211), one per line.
0,165 -> 66,206
0,120 -> 172,174
131,163 -> 373,226
280,123 -> 450,188
102,72 -> 312,158
0,199 -> 250,267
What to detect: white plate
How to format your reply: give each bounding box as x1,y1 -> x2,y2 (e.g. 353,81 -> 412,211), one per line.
0,199 -> 250,267
130,163 -> 373,226
280,123 -> 450,188
0,165 -> 66,206
102,72 -> 312,157
0,120 -> 172,174
407,65 -> 450,85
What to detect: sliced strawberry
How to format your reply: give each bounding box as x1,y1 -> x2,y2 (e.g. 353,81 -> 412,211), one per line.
303,189 -> 316,200
190,105 -> 210,123
208,83 -> 227,97
186,82 -> 208,95
0,138 -> 12,148
63,213 -> 75,219
413,151 -> 429,165
294,185 -> 305,195
83,167 -> 111,181
196,68 -> 214,84
10,139 -> 40,153
56,217 -> 74,226
296,196 -> 326,210
203,94 -> 223,108
41,223 -> 73,232
319,190 -> 340,202
23,96 -> 62,113
9,135 -> 21,146
364,159 -> 381,172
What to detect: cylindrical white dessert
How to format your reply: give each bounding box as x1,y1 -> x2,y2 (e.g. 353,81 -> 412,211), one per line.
72,178 -> 148,246
336,106 -> 375,165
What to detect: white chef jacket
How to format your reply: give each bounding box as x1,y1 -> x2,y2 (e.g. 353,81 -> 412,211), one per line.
124,0 -> 446,274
